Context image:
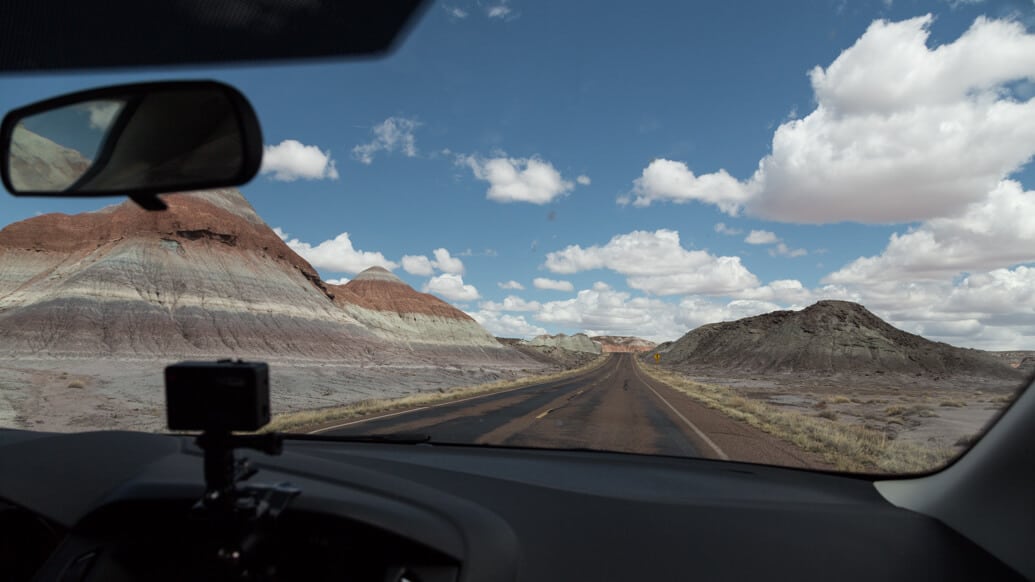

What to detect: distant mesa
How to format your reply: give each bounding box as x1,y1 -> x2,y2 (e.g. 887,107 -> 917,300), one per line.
654,300 -> 1023,380
522,333 -> 602,355
591,335 -> 656,353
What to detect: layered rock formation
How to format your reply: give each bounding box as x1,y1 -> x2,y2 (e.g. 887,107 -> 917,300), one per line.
591,335 -> 656,353
0,189 -> 524,365
8,126 -> 91,191
523,333 -> 602,354
655,300 -> 1022,379
328,267 -> 504,353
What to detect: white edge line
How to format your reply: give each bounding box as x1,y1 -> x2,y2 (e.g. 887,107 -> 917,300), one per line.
308,359 -> 614,434
633,361 -> 729,460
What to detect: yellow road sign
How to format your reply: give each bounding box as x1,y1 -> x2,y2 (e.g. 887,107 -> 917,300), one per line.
653,353 -> 661,363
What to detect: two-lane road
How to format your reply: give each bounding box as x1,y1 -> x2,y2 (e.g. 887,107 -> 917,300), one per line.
320,354 -> 728,459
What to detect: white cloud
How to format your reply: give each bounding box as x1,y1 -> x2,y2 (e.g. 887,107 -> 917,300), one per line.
813,266 -> 1035,350
401,249 -> 465,276
498,280 -> 525,290
826,180 -> 1035,283
531,283 -> 781,342
745,230 -> 779,245
461,155 -> 576,204
445,5 -> 468,18
479,295 -> 541,312
625,16 -> 1035,224
457,248 -> 498,257
82,101 -> 121,131
714,222 -> 742,236
543,229 -> 759,296
535,284 -> 686,340
431,248 -> 465,274
352,117 -> 420,164
261,140 -> 339,181
469,311 -> 546,338
486,2 -> 511,19
325,277 -> 350,285
576,175 -> 592,186
533,277 -> 575,292
423,274 -> 480,301
769,243 -> 808,258
401,255 -> 435,277
626,159 -> 751,214
275,228 -> 396,274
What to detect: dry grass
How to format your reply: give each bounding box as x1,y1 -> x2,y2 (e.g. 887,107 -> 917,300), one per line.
828,396 -> 852,404
939,399 -> 965,408
637,363 -> 955,473
263,356 -> 609,434
67,380 -> 85,389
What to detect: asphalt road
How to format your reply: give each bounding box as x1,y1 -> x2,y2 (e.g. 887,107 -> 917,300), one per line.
319,354 -> 729,459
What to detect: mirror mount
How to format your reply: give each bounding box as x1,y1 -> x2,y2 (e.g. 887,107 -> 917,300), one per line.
1,80 -> 263,209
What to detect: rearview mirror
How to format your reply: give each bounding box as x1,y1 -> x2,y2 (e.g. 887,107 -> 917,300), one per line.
0,81 -> 263,210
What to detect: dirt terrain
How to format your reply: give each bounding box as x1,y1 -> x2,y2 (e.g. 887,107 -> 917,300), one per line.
0,356 -> 544,433
648,301 -> 1029,455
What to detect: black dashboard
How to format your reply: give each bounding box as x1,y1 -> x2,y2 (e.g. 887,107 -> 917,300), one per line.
0,429 -> 1023,581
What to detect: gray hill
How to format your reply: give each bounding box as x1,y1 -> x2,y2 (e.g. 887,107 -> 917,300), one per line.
655,300 -> 1022,380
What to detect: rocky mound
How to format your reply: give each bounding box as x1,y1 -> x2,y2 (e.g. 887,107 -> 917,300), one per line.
8,126 -> 92,191
591,335 -> 656,353
523,333 -> 601,354
497,338 -> 600,369
0,189 -> 517,363
328,267 -> 500,348
655,300 -> 1022,379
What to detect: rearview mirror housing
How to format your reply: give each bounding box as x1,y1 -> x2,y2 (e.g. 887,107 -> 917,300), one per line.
0,80 -> 263,210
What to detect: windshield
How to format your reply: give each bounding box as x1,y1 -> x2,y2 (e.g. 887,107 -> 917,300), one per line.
0,0 -> 1032,475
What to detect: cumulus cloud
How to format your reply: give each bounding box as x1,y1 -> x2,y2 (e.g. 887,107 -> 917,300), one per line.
486,2 -> 511,19
479,295 -> 541,312
544,229 -> 759,296
625,16 -> 1035,224
82,101 -> 121,131
431,248 -> 465,274
745,230 -> 779,245
769,243 -> 808,258
469,311 -> 546,338
531,283 -> 782,342
352,117 -> 420,164
444,5 -> 467,18
714,222 -> 742,236
626,159 -> 751,214
498,280 -> 525,290
274,228 -> 396,273
261,140 -> 339,181
461,155 -> 577,204
423,274 -> 480,301
401,249 -> 465,276
401,255 -> 435,277
576,175 -> 592,186
533,277 -> 575,292
325,277 -> 350,285
825,180 -> 1035,283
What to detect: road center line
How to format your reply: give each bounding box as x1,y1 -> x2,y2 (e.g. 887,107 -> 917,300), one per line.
632,361 -> 730,460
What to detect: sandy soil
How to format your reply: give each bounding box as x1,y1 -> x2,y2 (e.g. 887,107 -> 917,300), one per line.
0,357 -> 547,433
672,368 -> 1030,451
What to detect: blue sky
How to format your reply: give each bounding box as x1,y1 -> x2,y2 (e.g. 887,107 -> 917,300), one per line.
2,0 -> 1035,348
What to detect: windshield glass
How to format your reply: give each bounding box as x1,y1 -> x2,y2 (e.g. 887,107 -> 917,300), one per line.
0,0 -> 1032,475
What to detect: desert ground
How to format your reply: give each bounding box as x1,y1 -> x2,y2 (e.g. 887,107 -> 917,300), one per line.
665,366 -> 1026,456
0,356 -> 549,433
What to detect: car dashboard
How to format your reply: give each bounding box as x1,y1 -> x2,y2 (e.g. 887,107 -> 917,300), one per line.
0,429 -> 1023,581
